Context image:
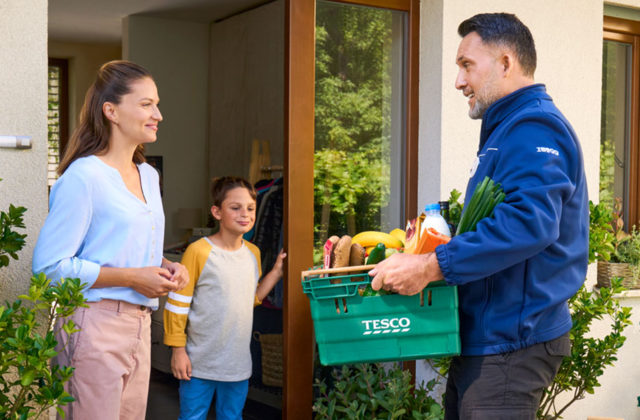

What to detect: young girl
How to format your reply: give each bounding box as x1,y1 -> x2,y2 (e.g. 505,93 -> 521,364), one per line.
32,60 -> 189,419
163,176 -> 286,420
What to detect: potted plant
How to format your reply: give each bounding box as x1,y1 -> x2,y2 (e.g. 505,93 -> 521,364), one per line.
593,198 -> 640,289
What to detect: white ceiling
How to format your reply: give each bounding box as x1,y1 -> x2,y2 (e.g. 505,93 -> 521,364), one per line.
48,0 -> 272,43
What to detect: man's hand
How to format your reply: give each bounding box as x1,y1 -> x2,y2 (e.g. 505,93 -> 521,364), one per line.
162,259 -> 190,290
171,347 -> 192,380
369,252 -> 444,295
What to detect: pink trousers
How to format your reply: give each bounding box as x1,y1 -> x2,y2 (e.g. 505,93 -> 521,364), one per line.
53,299 -> 152,420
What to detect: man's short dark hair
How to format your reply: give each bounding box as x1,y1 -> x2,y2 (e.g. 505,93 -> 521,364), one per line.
458,13 -> 537,77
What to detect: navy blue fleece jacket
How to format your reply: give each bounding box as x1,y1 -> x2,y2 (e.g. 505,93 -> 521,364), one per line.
435,84 -> 588,356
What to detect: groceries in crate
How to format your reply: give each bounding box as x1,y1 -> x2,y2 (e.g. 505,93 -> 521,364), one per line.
351,230 -> 404,249
299,177 -> 505,366
349,242 -> 366,266
366,243 -> 386,265
323,234 -> 351,270
405,205 -> 453,255
320,229 -> 405,296
332,235 -> 352,268
299,264 -> 461,365
389,228 -> 406,244
422,203 -> 452,237
323,230 -> 405,270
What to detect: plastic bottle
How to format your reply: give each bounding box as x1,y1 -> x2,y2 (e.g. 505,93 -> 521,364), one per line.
421,203 -> 452,237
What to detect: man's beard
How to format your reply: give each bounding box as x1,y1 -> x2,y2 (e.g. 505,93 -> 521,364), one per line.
469,72 -> 502,120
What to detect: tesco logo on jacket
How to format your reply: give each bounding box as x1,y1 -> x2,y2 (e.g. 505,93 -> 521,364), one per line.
361,317 -> 411,335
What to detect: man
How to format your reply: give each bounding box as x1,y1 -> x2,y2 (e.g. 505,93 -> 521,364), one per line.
370,13 -> 588,420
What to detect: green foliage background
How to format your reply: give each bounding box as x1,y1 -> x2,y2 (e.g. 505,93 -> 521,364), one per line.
314,3 -> 394,259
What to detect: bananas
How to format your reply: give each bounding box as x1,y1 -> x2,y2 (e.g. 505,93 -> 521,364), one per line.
352,231 -> 403,249
389,228 -> 406,245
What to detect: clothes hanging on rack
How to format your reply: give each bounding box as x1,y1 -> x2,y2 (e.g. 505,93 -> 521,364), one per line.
249,178 -> 284,308
244,178 -> 277,242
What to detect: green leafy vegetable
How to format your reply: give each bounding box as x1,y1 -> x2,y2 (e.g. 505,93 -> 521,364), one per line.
456,176 -> 505,235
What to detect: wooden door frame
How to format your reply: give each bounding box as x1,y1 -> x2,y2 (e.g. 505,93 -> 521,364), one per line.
603,16 -> 640,228
283,0 -> 420,417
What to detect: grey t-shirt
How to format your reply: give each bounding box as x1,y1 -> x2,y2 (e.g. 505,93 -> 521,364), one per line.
185,237 -> 261,381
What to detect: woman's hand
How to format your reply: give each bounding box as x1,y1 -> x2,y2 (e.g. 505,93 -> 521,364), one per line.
96,266 -> 177,297
171,347 -> 192,380
162,259 -> 190,291
130,266 -> 178,298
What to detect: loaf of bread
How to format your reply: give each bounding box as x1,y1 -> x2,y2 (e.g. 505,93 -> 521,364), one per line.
349,243 -> 366,267
331,235 -> 352,268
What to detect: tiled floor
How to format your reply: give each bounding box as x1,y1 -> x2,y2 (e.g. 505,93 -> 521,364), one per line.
146,368 -> 282,420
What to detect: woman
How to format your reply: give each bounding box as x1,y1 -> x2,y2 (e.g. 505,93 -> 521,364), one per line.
33,60 -> 188,419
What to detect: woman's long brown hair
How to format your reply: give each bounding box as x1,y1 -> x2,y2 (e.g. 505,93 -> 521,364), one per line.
58,60 -> 154,175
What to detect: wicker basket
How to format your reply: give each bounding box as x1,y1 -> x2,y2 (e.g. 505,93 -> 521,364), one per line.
253,332 -> 283,387
597,260 -> 640,289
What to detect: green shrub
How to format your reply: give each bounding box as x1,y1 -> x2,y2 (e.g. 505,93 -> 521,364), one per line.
0,178 -> 86,419
537,277 -> 632,419
0,178 -> 27,269
313,363 -> 444,420
0,274 -> 86,419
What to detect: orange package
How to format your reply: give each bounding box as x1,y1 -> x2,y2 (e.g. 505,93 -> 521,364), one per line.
416,227 -> 451,254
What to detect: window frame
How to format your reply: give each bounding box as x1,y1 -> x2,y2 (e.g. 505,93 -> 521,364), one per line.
48,58 -> 69,158
603,16 -> 640,227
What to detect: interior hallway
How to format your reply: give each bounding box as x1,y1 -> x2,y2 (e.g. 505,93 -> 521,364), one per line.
146,368 -> 282,419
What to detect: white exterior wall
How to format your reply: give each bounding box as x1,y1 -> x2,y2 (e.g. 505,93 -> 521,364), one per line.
0,0 -> 48,300
417,1 -> 640,419
419,0 -> 602,206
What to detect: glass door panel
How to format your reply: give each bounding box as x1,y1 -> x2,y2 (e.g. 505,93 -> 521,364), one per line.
314,0 -> 407,260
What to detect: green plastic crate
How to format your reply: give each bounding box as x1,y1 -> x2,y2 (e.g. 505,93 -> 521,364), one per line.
301,269 -> 460,366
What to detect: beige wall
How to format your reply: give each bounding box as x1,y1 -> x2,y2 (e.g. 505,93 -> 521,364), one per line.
0,0 -> 48,299
208,0 -> 284,183
419,0 -> 603,208
123,15 -> 210,246
47,41 -> 121,134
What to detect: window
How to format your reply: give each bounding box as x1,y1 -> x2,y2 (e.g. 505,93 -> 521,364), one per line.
47,58 -> 69,188
313,1 -> 408,259
602,16 -> 640,228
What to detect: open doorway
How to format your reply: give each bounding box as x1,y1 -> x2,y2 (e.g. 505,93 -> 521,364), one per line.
48,1 -> 286,418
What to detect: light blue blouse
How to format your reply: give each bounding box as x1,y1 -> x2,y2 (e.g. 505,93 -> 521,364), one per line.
32,155 -> 165,308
